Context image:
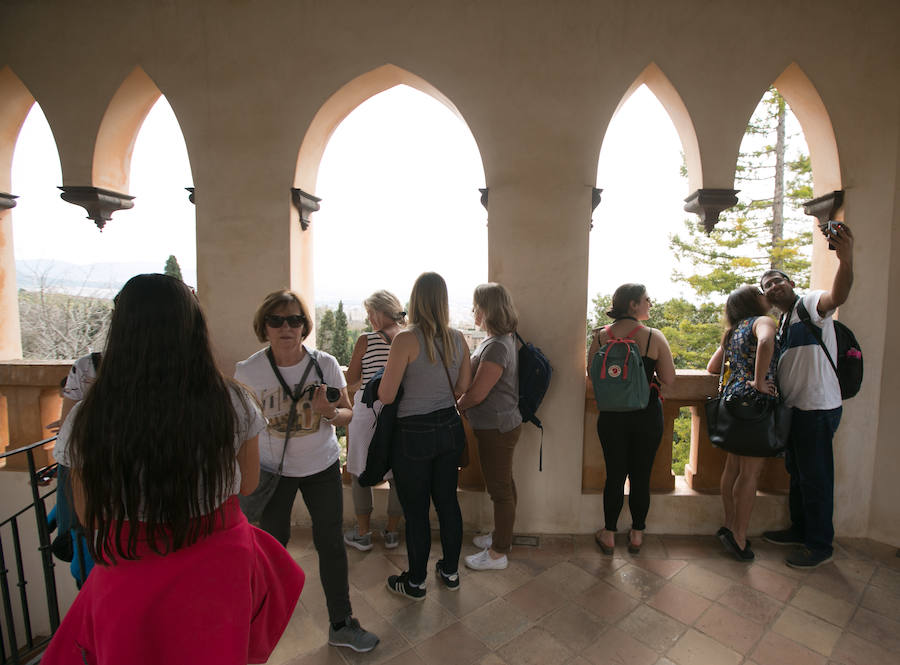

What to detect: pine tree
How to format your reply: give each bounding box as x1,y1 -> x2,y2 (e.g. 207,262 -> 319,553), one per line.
318,309 -> 335,352
670,88 -> 813,297
164,255 -> 183,281
331,301 -> 351,365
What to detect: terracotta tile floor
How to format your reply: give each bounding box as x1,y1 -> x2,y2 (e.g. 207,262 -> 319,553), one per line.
267,529 -> 900,665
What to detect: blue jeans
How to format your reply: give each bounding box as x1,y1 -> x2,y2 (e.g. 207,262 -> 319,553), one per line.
391,407 -> 464,585
785,407 -> 842,555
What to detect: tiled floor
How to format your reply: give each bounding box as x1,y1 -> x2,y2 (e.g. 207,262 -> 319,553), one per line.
267,529 -> 900,665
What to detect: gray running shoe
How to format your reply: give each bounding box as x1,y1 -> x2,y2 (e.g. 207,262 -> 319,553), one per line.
343,527 -> 373,551
382,529 -> 400,549
328,616 -> 379,652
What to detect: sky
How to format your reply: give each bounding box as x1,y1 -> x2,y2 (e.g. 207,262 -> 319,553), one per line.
11,83 -> 808,319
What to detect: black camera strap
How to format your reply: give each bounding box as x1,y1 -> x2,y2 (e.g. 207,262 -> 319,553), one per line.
265,346 -> 322,473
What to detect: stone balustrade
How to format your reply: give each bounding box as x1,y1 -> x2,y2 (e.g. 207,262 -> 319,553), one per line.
0,361 -> 70,470
2,362 -> 787,494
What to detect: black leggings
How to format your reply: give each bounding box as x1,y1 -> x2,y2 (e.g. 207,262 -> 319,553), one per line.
596,396 -> 663,531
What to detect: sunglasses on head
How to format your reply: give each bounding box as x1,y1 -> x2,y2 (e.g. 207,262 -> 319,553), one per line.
265,314 -> 306,328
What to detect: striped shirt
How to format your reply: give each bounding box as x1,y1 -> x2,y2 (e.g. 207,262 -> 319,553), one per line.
361,331 -> 392,385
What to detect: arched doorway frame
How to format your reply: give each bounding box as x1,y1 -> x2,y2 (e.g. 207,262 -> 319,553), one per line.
760,63 -> 842,290
291,64 -> 486,332
0,67 -> 37,358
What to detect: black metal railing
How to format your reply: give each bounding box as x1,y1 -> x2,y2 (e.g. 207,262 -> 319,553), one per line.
0,437 -> 60,665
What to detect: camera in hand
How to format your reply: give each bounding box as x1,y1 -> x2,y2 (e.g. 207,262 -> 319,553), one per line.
819,220 -> 842,250
298,384 -> 342,402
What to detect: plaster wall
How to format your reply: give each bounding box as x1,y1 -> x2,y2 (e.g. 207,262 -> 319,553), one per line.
1,0 -> 898,543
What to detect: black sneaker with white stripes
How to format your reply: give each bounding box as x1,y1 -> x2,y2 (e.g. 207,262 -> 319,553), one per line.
386,571 -> 426,600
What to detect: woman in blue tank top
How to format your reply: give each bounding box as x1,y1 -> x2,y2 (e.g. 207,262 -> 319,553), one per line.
707,285 -> 778,562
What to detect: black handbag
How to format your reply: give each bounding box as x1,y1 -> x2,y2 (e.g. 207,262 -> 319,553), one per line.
705,360 -> 791,458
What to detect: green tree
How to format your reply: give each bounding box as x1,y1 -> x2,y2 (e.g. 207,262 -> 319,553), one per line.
331,301 -> 351,365
164,255 -> 183,281
318,309 -> 335,352
670,87 -> 813,297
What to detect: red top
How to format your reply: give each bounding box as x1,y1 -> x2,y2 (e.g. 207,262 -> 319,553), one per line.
42,496 -> 304,665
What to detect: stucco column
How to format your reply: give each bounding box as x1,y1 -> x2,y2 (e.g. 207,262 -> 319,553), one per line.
485,180 -> 592,533
194,177 -> 299,372
0,198 -> 22,360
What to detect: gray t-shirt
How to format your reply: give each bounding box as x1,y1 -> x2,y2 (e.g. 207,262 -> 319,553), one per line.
466,333 -> 522,433
397,326 -> 466,418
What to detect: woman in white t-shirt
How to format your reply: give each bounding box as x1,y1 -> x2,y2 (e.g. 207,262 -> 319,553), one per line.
235,289 -> 378,653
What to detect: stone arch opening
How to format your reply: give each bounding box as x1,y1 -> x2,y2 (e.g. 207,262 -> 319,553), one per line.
0,66 -> 37,358
293,65 -> 487,339
770,63 -> 842,290
93,66 -> 166,193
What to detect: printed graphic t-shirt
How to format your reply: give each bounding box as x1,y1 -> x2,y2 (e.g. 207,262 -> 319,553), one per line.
235,348 -> 346,477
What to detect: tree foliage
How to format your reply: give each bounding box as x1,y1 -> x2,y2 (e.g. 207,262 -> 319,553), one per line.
315,303 -> 354,365
670,88 -> 813,297
164,255 -> 183,281
18,268 -> 113,359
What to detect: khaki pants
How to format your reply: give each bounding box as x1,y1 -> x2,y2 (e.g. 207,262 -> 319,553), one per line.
474,425 -> 522,553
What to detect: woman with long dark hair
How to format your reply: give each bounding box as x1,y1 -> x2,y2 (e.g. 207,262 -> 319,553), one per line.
707,284 -> 778,561
588,283 -> 675,555
44,274 -> 304,665
378,272 -> 472,598
457,283 -> 522,571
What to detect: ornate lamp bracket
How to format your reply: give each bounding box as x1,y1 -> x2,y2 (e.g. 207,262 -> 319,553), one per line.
802,190 -> 844,227
58,186 -> 134,231
683,188 -> 739,233
479,187 -> 489,210
590,187 -> 603,230
290,188 -> 321,231
186,187 -> 195,205
0,192 -> 18,211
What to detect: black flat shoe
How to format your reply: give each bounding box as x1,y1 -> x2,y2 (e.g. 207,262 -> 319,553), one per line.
627,530 -> 642,554
595,531 -> 614,555
723,530 -> 755,561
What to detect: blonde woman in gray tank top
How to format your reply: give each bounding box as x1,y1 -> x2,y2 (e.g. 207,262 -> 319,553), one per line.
378,272 -> 472,598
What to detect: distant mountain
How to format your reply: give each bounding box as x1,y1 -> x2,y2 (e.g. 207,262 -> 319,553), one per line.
16,260 -> 197,298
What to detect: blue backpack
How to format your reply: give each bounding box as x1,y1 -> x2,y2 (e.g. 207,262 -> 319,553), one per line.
590,325 -> 650,412
515,332 -> 552,470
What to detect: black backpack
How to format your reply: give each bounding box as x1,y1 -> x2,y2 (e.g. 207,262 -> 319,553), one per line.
796,300 -> 863,399
515,332 -> 552,470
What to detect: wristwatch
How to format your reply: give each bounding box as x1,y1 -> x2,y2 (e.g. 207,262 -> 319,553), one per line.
322,408 -> 339,423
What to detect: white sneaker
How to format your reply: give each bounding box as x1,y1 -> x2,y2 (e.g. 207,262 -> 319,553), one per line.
465,548 -> 508,570
472,533 -> 493,549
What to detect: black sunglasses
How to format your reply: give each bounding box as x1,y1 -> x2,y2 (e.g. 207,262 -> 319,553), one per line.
265,314 -> 306,328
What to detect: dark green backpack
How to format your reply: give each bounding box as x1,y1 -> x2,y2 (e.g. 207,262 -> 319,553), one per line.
590,325 -> 650,412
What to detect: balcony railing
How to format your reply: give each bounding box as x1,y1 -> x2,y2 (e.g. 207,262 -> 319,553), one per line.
0,438 -> 61,665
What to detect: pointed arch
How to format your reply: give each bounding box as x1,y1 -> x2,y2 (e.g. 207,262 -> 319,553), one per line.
92,66 -> 163,193
0,66 -> 35,359
294,64 -> 479,190
0,67 -> 37,194
602,63 -> 702,192
772,63 -> 841,195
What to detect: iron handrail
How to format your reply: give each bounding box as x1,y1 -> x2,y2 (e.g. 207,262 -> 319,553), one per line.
1,437 -> 61,664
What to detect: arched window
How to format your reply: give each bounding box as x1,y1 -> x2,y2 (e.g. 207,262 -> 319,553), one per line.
311,83 -> 486,360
